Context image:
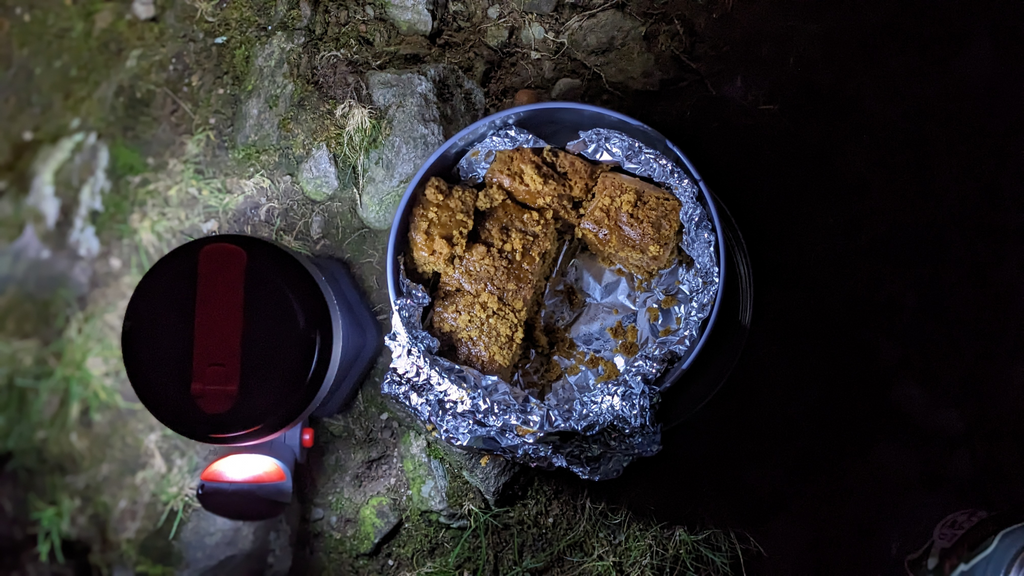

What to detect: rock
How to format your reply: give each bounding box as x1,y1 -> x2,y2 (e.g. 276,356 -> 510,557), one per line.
298,0 -> 312,27
234,33 -> 304,148
298,143 -> 340,201
174,506 -> 297,576
399,431 -> 450,513
486,4 -> 501,18
550,77 -> 583,100
439,445 -> 521,506
2,132 -> 110,297
484,25 -> 510,48
354,497 -> 400,555
523,0 -> 557,14
383,0 -> 434,36
568,10 -> 658,89
513,89 -> 543,107
309,507 -> 325,522
131,0 -> 156,20
358,65 -> 484,229
520,22 -> 545,44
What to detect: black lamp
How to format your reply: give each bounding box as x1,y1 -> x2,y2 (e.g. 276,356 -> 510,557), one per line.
121,235 -> 381,521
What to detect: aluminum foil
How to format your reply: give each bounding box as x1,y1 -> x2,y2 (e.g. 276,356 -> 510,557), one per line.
382,126 -> 720,480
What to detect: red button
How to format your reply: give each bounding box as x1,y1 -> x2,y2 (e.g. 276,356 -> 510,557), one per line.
301,427 -> 314,448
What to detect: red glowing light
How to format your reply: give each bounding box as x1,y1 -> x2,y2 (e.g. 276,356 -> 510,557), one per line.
200,454 -> 287,483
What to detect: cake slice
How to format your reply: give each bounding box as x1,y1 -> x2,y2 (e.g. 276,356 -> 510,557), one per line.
484,148 -> 576,222
579,171 -> 683,277
444,201 -> 558,316
431,288 -> 525,379
542,147 -> 608,204
408,177 -> 477,276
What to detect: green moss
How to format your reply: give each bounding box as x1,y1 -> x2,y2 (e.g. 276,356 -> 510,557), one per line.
2,0 -> 170,150
425,441 -> 446,462
355,496 -> 392,553
400,432 -> 430,507
110,141 -> 147,177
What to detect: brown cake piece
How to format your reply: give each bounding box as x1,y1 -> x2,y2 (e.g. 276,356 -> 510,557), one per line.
475,184 -> 507,211
484,148 -> 576,221
579,171 -> 683,277
408,177 -> 477,276
477,199 -> 556,252
431,288 -> 525,379
445,201 -> 558,315
542,147 -> 608,203
441,243 -> 536,317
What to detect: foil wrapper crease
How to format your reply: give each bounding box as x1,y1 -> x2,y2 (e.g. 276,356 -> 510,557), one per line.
382,126 -> 720,480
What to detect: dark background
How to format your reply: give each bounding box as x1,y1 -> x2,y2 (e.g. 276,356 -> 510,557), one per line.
579,0 -> 1024,574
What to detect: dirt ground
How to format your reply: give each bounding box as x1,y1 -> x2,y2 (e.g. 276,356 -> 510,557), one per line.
2,0 -> 1023,574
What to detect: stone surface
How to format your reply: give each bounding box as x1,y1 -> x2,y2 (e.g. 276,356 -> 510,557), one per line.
383,0 -> 434,36
174,506 -> 297,576
234,33 -> 303,148
298,143 -> 340,201
485,25 -> 510,48
520,22 -> 545,44
550,77 -> 583,100
522,0 -> 557,14
568,10 -> 658,89
131,0 -> 156,20
399,431 -> 450,513
354,497 -> 400,554
358,65 -> 484,229
433,442 -> 521,506
486,4 -> 501,18
2,132 -> 110,298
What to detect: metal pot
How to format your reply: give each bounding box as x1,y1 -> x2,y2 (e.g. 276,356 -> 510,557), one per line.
386,103 -> 752,426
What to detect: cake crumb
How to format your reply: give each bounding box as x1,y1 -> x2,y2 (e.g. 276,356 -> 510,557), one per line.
606,320 -> 627,340
647,307 -> 660,323
595,357 -> 621,383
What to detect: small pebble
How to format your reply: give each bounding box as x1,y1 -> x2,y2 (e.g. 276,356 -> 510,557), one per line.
365,5 -> 374,17
550,77 -> 583,100
380,412 -> 389,420
109,256 -> 123,271
213,36 -> 227,44
513,89 -> 543,107
310,507 -> 325,522
208,118 -> 216,125
130,0 -> 156,21
217,88 -> 225,94
486,4 -> 500,18
388,560 -> 394,566
21,130 -> 33,142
